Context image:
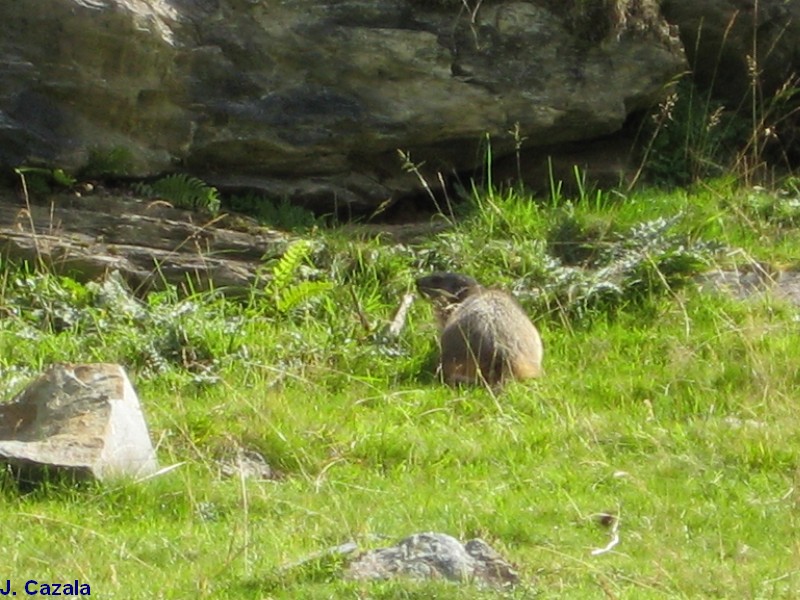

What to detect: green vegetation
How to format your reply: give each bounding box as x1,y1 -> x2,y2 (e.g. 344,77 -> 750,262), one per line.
80,145 -> 137,179
1,176 -> 799,598
135,174 -> 222,215
227,192 -> 320,231
635,50 -> 800,190
13,166 -> 77,195
637,78 -> 744,187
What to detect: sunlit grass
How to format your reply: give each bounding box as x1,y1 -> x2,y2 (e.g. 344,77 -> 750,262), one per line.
0,182 -> 799,598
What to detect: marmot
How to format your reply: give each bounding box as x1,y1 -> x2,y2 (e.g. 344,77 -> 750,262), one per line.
416,272 -> 543,386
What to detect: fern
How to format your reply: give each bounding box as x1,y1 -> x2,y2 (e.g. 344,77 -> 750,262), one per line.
271,240 -> 313,293
264,240 -> 330,315
135,174 -> 221,215
276,280 -> 334,314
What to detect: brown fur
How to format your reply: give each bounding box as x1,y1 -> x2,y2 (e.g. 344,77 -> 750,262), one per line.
416,272 -> 543,386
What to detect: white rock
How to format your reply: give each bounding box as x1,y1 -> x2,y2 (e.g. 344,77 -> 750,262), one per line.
0,363 -> 159,482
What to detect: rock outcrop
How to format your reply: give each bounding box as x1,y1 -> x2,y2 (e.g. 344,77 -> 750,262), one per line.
0,191 -> 287,293
0,363 -> 159,483
0,0 -> 686,211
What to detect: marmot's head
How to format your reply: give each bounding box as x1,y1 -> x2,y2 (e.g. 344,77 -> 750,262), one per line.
416,272 -> 481,305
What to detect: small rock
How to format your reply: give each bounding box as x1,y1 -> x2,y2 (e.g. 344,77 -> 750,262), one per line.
217,447 -> 275,481
0,363 -> 159,483
345,532 -> 519,589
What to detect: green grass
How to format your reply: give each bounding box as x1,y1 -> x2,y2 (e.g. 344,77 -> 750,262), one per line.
1,181 -> 799,598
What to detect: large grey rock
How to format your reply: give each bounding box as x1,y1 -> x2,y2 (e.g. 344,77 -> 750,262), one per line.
0,363 -> 159,482
345,532 -> 519,588
0,0 -> 686,211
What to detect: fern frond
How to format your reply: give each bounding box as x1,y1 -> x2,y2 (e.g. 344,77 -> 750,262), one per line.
276,280 -> 334,314
135,174 -> 221,215
271,240 -> 314,292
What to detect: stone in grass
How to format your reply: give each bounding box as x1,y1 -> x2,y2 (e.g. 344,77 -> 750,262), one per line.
0,363 -> 159,484
217,447 -> 276,481
345,532 -> 519,589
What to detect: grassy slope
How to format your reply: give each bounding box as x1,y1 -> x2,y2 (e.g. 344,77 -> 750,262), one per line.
1,181 -> 799,599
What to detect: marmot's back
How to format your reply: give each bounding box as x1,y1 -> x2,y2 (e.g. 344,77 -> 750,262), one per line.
417,273 -> 543,386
